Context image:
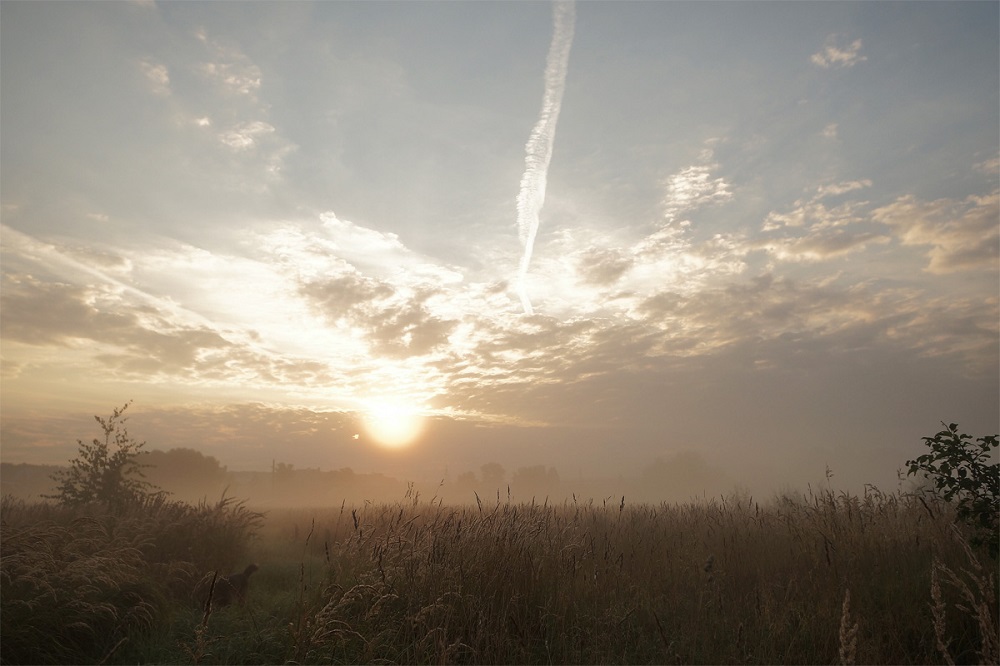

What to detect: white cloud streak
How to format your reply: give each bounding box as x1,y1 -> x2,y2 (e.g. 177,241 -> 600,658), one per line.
516,1 -> 576,315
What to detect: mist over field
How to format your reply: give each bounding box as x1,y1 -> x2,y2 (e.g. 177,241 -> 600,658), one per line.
2,397 -> 971,512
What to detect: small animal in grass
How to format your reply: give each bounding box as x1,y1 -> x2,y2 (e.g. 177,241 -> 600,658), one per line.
195,564 -> 259,610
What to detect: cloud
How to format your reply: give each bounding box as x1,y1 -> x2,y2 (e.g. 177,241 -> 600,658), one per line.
299,273 -> 395,316
0,226 -> 369,393
199,61 -> 262,96
974,156 -> 999,175
240,213 -> 467,365
60,245 -> 133,275
514,216 -> 746,321
816,180 -> 872,198
212,119 -> 293,177
299,270 -> 458,359
364,298 -> 458,358
0,274 -> 230,371
319,212 -> 410,262
195,30 -> 262,97
139,58 -> 170,96
662,163 -> 732,223
576,247 -> 634,286
2,201 -> 995,486
171,28 -> 295,175
753,229 -> 889,262
757,180 -> 885,260
762,199 -> 867,231
872,191 -> 999,274
811,36 -> 867,69
0,267 -> 357,394
761,180 -> 872,232
636,271 -> 996,370
219,120 -> 276,150
512,158 -> 746,317
436,266 -> 997,435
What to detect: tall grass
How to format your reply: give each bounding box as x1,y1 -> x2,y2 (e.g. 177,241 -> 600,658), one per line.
2,487 -> 996,664
0,510 -> 157,664
0,494 -> 262,665
251,487 -> 996,664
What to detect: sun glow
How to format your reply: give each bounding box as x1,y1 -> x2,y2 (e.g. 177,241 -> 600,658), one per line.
361,400 -> 426,449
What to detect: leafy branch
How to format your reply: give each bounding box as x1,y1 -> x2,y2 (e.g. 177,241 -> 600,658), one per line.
907,423 -> 998,558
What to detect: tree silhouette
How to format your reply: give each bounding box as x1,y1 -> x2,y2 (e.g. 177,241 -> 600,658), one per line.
480,462 -> 506,488
144,447 -> 227,500
46,402 -> 159,512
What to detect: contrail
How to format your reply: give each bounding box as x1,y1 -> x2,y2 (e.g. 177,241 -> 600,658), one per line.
516,0 -> 576,315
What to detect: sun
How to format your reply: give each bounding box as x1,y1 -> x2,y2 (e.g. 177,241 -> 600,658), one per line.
361,400 -> 425,449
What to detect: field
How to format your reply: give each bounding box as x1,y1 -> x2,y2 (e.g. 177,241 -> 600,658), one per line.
1,487 -> 997,665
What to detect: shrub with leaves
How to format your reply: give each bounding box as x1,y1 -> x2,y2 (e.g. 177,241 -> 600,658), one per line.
45,402 -> 161,513
907,423 -> 998,558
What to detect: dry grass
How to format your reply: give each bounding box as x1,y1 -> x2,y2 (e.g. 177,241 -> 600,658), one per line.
2,487 -> 996,664
931,527 -> 999,666
0,508 -> 157,664
838,588 -> 859,666
0,494 -> 262,665
255,487 -> 996,664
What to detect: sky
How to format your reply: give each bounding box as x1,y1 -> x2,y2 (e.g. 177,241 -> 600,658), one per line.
1,1 -> 997,494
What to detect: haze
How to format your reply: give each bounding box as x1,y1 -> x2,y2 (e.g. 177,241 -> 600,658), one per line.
2,1 -> 997,501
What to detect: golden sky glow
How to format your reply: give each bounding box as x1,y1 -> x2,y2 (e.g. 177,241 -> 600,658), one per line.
0,1 -> 997,492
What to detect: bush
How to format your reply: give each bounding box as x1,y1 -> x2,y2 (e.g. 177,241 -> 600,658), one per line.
123,493 -> 265,577
45,402 -> 160,513
907,423 -> 999,558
